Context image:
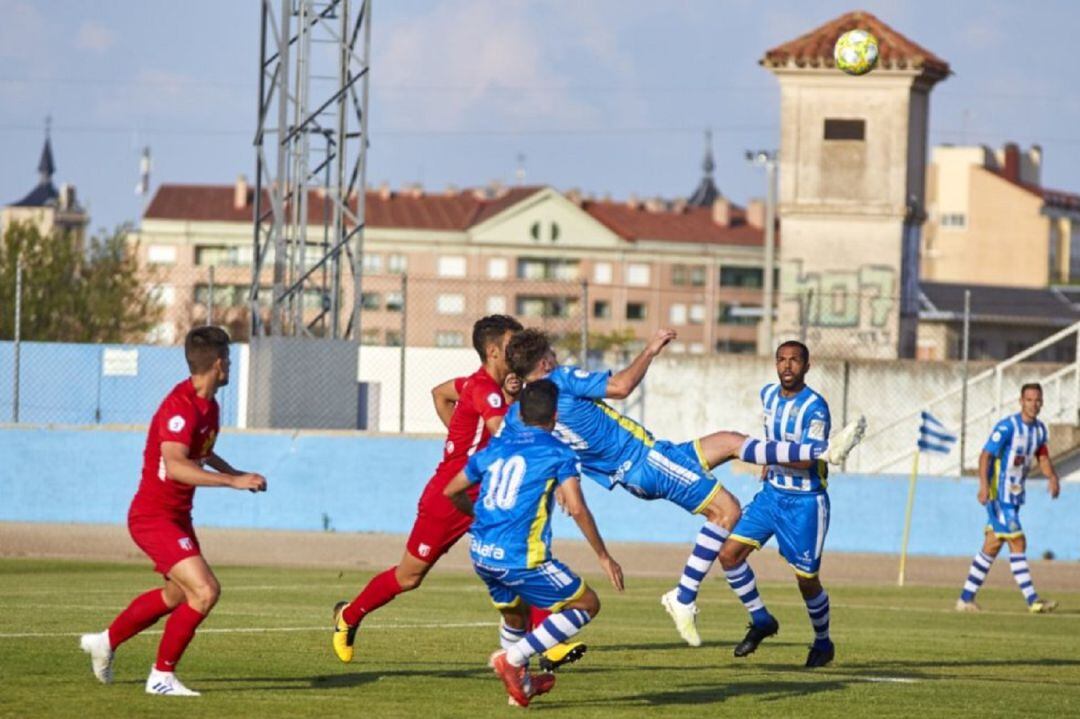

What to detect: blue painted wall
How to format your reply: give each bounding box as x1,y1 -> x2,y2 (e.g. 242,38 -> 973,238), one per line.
0,342 -> 240,426
1,427 -> 1075,559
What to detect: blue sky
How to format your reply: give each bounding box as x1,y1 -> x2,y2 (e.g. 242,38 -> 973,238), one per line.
2,0 -> 1079,233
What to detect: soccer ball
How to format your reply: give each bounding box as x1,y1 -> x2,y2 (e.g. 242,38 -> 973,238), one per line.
834,29 -> 879,76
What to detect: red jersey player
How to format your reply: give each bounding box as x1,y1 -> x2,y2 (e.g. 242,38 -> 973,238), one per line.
79,327 -> 267,697
331,315 -> 522,658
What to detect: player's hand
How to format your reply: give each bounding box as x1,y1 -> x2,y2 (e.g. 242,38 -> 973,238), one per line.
646,328 -> 676,356
1049,478 -> 1061,500
599,554 -> 624,592
554,485 -> 570,515
502,373 -> 522,398
233,473 -> 267,492
977,485 -> 989,505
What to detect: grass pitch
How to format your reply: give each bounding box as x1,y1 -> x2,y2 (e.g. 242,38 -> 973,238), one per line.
1,559 -> 1079,718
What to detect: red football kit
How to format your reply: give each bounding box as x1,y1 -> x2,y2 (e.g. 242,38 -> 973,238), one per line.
404,366 -> 508,562
128,379 -> 220,574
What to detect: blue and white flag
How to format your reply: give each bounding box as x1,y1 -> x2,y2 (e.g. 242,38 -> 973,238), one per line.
918,411 -> 957,454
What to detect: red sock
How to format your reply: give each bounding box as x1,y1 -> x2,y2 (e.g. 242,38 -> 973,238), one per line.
108,589 -> 172,649
155,603 -> 206,672
342,567 -> 403,626
529,606 -> 551,630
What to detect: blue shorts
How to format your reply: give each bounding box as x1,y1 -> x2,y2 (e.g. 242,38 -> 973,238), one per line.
473,558 -> 587,611
620,439 -> 720,514
986,501 -> 1023,538
730,482 -> 830,577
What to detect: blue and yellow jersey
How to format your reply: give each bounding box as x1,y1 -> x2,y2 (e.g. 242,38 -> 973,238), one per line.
983,413 -> 1049,506
502,366 -> 654,489
464,425 -> 582,570
761,383 -> 830,493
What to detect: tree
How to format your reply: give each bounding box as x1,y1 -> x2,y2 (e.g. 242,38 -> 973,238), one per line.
0,222 -> 161,343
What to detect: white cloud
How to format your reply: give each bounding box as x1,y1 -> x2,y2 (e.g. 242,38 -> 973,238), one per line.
75,20 -> 115,53
375,0 -> 599,130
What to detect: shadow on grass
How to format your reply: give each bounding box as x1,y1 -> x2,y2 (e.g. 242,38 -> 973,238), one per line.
559,679 -> 850,708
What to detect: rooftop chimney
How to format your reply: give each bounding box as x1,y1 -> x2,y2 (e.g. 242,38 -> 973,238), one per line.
712,197 -> 731,227
234,174 -> 248,210
378,181 -> 391,200
746,199 -> 765,229
1003,142 -> 1021,183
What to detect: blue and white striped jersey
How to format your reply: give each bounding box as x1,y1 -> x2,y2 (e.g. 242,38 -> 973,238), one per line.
983,413 -> 1049,506
761,383 -> 830,493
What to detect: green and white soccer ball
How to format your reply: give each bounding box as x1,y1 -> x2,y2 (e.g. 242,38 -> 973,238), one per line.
834,29 -> 879,76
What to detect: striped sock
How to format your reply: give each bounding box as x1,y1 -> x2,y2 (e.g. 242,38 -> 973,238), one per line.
725,562 -> 772,627
499,621 -> 529,669
676,522 -> 729,604
805,590 -> 830,647
959,551 -> 993,602
738,438 -> 825,464
1009,553 -> 1040,605
507,609 -> 591,667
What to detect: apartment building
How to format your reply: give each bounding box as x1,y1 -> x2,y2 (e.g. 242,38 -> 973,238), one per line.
135,178 -> 770,354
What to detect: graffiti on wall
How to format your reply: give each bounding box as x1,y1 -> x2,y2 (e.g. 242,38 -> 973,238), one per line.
780,261 -> 898,346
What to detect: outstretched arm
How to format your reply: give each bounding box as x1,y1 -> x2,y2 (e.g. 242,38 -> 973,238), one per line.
162,443 -> 266,491
559,478 -> 623,591
606,329 -> 676,400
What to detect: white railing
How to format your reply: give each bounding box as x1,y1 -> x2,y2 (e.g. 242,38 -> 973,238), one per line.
858,321 -> 1080,475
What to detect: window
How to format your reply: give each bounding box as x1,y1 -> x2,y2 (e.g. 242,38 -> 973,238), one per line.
689,342 -> 705,354
626,263 -> 651,286
437,255 -> 467,278
689,304 -> 706,324
361,292 -> 381,310
385,330 -> 402,347
720,266 -> 764,288
672,264 -> 707,287
194,284 -> 246,308
385,292 -> 404,312
362,253 -> 383,274
940,213 -> 967,228
515,296 -> 578,318
669,303 -> 688,325
487,295 -> 507,314
593,262 -> 613,284
715,339 -> 757,354
626,302 -> 647,321
436,293 -> 465,315
195,244 -> 253,267
147,245 -> 177,265
718,302 -> 761,325
517,257 -> 579,281
361,328 -> 381,346
388,253 -> 407,274
824,118 -> 865,141
151,284 -> 175,307
435,331 -> 465,347
593,300 -> 611,319
487,258 -> 509,279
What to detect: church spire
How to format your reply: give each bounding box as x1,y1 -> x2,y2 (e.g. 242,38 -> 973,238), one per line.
38,116 -> 55,185
688,128 -> 721,207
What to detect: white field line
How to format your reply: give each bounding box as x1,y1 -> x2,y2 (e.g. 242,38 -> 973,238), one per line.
0,620 -> 497,640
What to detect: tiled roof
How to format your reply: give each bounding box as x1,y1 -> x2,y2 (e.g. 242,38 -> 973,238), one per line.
583,201 -> 764,247
144,183 -> 765,247
986,169 -> 1080,214
762,10 -> 949,78
11,182 -> 59,208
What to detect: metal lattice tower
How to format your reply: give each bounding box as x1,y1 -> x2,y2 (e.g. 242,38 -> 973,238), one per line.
251,0 -> 372,339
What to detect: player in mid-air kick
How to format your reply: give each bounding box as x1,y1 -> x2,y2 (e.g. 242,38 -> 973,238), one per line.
717,341 -> 838,667
503,328 -> 866,647
79,327 -> 268,697
444,379 -> 624,707
955,383 -> 1060,614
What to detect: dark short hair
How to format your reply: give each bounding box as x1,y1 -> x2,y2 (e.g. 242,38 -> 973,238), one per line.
185,326 -> 230,374
471,315 -> 523,362
1021,382 -> 1043,396
776,340 -> 810,363
520,379 -> 558,426
506,329 -> 551,379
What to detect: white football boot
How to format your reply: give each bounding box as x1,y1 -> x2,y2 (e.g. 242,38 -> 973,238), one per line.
79,631 -> 114,684
145,667 -> 201,697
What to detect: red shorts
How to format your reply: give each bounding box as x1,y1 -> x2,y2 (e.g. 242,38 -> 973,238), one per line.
128,512 -> 202,575
404,478 -> 476,563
